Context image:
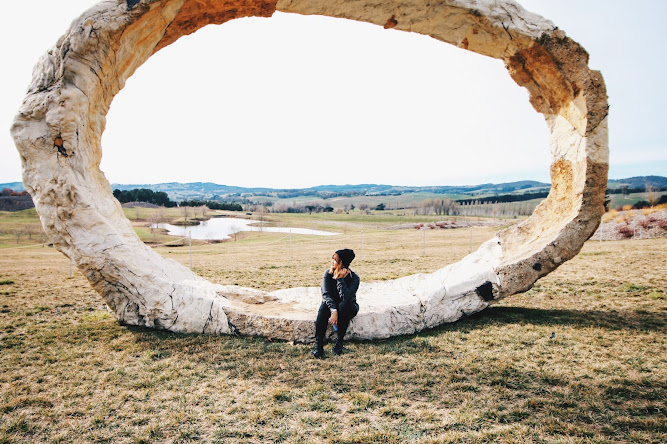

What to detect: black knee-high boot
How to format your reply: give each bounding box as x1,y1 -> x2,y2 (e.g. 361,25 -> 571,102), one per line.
313,336 -> 324,358
332,314 -> 348,356
313,303 -> 329,358
333,301 -> 358,355
333,336 -> 344,355
333,319 -> 350,355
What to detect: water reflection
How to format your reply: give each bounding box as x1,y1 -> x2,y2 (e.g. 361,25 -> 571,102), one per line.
154,217 -> 338,240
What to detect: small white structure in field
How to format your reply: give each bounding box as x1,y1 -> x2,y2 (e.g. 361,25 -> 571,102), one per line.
11,0 -> 608,342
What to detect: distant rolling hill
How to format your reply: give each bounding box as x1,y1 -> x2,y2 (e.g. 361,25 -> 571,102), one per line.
108,180 -> 553,202
2,176 -> 664,203
0,182 -> 24,192
607,175 -> 667,190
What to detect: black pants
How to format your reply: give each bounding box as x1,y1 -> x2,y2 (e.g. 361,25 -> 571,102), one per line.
315,301 -> 359,343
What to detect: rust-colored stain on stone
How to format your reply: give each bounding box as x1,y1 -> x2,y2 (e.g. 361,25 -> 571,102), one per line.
508,42 -> 574,116
507,32 -> 608,134
538,32 -> 608,134
155,0 -> 278,52
548,158 -> 576,210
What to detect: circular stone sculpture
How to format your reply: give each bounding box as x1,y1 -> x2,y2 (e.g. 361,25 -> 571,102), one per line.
11,0 -> 608,341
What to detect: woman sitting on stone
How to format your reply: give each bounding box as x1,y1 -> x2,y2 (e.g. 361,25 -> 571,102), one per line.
313,249 -> 360,358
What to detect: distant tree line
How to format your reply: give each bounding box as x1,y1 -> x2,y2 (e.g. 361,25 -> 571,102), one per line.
416,198 -> 538,218
0,188 -> 34,211
415,198 -> 459,216
113,188 -> 177,207
628,195 -> 667,210
1,188 -> 29,197
456,191 -> 550,205
275,190 -> 364,200
275,190 -> 318,199
459,200 -> 536,217
456,186 -> 667,206
606,187 -> 644,195
179,199 -> 243,211
271,203 -> 334,213
607,186 -> 667,194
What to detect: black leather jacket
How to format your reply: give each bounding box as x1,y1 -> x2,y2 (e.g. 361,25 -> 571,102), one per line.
321,269 -> 359,311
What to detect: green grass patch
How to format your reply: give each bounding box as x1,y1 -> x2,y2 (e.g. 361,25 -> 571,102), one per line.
622,282 -> 651,293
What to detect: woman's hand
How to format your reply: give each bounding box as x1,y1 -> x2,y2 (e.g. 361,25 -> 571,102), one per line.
333,268 -> 349,279
328,310 -> 338,327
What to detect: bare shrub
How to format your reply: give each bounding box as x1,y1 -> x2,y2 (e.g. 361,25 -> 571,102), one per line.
645,183 -> 659,207
149,208 -> 166,233
24,224 -> 43,240
14,227 -> 28,244
617,225 -> 633,239
638,218 -> 653,230
180,205 -> 190,223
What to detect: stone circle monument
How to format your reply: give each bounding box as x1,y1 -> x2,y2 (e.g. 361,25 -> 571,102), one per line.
11,0 -> 608,342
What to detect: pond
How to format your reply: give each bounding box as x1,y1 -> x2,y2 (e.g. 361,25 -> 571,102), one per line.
154,217 -> 339,240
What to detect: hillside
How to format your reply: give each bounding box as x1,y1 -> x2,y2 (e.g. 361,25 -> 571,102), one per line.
108,180 -> 552,202
0,182 -> 24,192
607,175 -> 667,189
2,176 -> 665,205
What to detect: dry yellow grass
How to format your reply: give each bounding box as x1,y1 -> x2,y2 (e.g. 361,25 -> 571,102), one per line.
642,207 -> 665,216
0,211 -> 665,443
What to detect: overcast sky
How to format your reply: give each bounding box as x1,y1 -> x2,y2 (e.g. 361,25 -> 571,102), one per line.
1,0 -> 665,188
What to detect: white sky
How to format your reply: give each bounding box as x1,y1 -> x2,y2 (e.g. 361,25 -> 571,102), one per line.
1,0 -> 665,188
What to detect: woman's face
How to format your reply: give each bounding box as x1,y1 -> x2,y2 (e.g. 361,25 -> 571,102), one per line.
331,253 -> 341,270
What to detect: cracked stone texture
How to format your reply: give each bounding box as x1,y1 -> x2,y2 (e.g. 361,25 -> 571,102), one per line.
11,0 -> 608,342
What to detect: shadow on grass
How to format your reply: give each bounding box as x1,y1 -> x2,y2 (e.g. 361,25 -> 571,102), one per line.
450,305 -> 666,333
122,302 -> 665,358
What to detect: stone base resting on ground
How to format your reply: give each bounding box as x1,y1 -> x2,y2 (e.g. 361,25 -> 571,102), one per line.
11,0 -> 608,342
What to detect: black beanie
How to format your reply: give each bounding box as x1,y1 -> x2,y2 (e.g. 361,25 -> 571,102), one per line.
335,249 -> 355,268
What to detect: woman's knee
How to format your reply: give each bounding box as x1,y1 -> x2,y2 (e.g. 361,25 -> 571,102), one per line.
339,301 -> 358,319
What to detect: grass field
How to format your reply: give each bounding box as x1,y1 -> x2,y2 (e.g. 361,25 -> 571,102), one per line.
0,209 -> 665,443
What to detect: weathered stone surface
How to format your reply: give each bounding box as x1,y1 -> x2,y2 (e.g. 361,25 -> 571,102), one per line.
11,0 -> 608,342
